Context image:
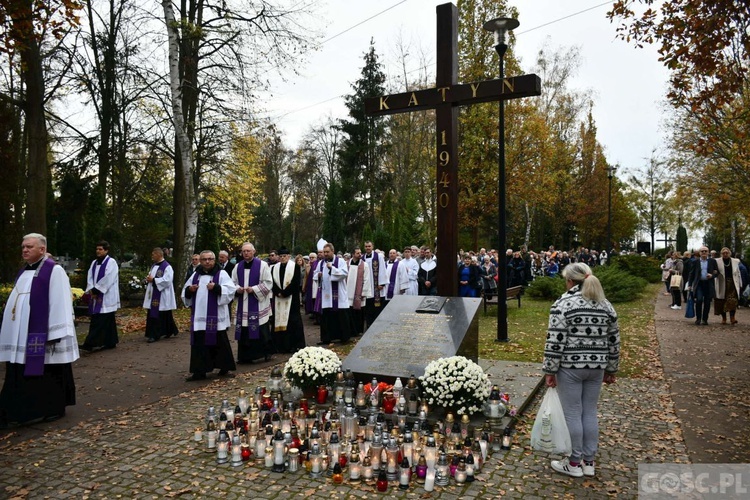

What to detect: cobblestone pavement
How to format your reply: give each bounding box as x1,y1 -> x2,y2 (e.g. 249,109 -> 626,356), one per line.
1,290 -> 736,499
0,371 -> 688,499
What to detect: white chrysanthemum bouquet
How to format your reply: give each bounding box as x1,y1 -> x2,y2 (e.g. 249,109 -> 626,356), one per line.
420,356 -> 490,415
283,346 -> 342,390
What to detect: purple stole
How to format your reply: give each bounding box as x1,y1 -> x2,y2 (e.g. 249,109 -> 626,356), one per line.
235,258 -> 262,340
16,259 -> 56,377
314,256 -> 340,313
189,269 -> 222,346
352,261 -> 365,310
148,260 -> 170,319
88,256 -> 110,314
386,260 -> 399,299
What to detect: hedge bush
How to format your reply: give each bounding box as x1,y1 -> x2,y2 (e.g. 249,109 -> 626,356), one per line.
594,265 -> 649,303
0,283 -> 13,311
526,263 -> 649,304
609,254 -> 662,283
68,272 -> 87,290
525,276 -> 566,301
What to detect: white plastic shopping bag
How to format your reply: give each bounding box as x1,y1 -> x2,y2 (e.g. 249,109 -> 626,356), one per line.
530,387 -> 572,455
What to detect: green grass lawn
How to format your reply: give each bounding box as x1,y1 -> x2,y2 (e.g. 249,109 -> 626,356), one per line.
479,283 -> 661,379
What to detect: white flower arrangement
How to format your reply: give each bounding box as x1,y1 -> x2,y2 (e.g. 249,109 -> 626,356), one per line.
128,275 -> 144,291
283,346 -> 342,390
419,356 -> 490,415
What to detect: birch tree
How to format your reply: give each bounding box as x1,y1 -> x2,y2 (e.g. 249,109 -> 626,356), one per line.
162,0 -> 197,281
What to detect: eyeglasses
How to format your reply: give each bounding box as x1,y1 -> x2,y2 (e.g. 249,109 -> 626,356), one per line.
700,250 -> 708,253
200,257 -> 215,261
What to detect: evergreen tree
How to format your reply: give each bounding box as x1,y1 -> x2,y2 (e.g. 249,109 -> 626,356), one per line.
54,169 -> 89,258
84,184 -> 107,260
676,224 -> 688,253
196,202 -> 220,254
322,181 -> 345,249
337,40 -> 388,242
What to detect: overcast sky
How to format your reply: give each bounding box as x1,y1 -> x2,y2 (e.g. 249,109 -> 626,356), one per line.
257,0 -> 696,248
259,0 -> 671,176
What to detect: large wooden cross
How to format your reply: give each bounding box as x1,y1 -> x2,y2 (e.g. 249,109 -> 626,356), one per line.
657,233 -> 676,250
364,3 -> 541,296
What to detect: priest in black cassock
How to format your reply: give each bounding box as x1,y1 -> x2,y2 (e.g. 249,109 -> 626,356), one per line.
80,240 -> 120,351
0,233 -> 79,427
270,247 -> 306,353
182,250 -> 237,381
314,242 -> 353,344
143,247 -> 178,343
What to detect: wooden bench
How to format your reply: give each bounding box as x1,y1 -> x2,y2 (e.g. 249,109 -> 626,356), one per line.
483,285 -> 523,314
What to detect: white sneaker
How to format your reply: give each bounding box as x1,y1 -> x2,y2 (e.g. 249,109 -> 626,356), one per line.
671,305 -> 681,310
582,461 -> 595,477
551,458 -> 583,478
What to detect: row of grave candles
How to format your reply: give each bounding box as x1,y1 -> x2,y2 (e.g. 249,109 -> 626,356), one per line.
194,387 -> 512,491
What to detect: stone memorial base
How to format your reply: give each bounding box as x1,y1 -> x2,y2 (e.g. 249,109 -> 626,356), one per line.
342,295 -> 481,382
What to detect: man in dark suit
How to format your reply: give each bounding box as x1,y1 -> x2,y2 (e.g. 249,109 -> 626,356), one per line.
687,246 -> 720,325
218,250 -> 235,276
184,254 -> 200,283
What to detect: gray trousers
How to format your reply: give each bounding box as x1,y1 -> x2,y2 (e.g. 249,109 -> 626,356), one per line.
556,368 -> 605,463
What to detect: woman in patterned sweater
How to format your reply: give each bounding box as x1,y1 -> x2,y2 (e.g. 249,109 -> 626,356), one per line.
543,262 -> 620,479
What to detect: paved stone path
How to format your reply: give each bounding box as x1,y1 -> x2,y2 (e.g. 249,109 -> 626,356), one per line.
0,290 -> 746,499
654,289 -> 750,464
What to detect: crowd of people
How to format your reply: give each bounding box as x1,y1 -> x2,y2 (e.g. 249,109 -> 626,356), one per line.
5,230 -> 721,434
451,245 -> 612,298
661,247 -> 748,325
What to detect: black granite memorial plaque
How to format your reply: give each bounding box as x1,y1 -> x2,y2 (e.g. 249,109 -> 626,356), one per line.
342,295 -> 481,382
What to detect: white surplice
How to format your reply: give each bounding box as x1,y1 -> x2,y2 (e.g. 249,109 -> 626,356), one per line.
182,269 -> 236,331
402,257 -> 420,295
142,261 -> 177,311
85,256 -> 120,313
385,259 -> 410,298
231,259 -> 273,327
315,258 -> 349,309
0,264 -> 79,364
364,251 -> 389,298
346,260 -> 373,307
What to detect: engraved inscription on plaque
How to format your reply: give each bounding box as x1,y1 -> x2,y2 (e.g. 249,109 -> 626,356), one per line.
358,313 -> 452,371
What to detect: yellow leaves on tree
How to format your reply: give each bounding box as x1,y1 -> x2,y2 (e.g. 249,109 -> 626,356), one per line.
204,123 -> 265,252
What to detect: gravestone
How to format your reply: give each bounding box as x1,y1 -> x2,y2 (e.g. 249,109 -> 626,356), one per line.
342,295 -> 481,382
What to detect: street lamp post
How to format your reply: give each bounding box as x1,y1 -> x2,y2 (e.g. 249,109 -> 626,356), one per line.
607,166 -> 617,257
484,16 -> 519,343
